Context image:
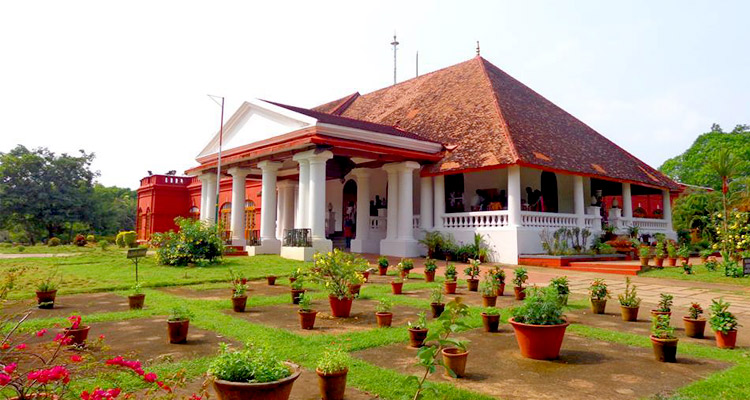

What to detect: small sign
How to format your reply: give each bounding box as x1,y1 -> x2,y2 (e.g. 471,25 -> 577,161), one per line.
743,258 -> 750,276
127,248 -> 148,259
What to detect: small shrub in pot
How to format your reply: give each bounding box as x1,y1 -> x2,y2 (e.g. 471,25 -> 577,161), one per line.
64,315 -> 90,346
683,302 -> 706,338
375,298 -> 393,327
407,312 -> 429,347
651,293 -> 673,318
509,286 -> 569,360
128,282 -> 146,310
480,275 -> 498,307
650,314 -> 678,362
290,279 -> 306,304
512,267 -> 528,300
618,277 -> 641,322
709,299 -> 740,349
311,250 -> 366,318
488,266 -> 506,296
423,258 -> 438,282
397,258 -> 414,279
167,305 -> 194,344
464,259 -> 480,291
444,263 -> 458,294
316,346 -> 350,400
638,246 -> 651,267
481,307 -> 501,333
391,277 -> 404,295
588,278 -> 610,314
430,287 -> 445,318
232,281 -> 248,313
549,276 -> 570,306
377,256 -> 389,275
35,272 -> 59,309
298,293 -> 317,330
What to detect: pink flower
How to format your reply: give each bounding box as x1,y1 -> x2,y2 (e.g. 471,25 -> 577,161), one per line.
15,343 -> 27,350
27,365 -> 70,384
0,373 -> 11,386
70,355 -> 83,363
98,334 -> 105,340
143,372 -> 157,383
81,387 -> 121,400
3,363 -> 16,374
68,315 -> 82,330
36,329 -> 48,337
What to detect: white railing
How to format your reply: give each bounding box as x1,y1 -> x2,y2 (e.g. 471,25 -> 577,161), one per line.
413,215 -> 421,229
370,216 -> 386,232
584,215 -> 602,230
442,211 -> 509,229
631,217 -> 668,231
521,211 -> 578,228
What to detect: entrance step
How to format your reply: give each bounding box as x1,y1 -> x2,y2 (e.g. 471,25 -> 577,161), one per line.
565,261 -> 643,276
224,245 -> 248,257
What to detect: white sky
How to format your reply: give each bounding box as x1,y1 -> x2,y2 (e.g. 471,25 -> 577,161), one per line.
1,1 -> 747,190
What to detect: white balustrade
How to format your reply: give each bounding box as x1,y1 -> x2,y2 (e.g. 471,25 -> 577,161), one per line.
631,217 -> 668,231
521,211 -> 578,228
370,216 -> 386,232
412,215 -> 421,229
584,215 -> 602,230
441,211 -> 509,229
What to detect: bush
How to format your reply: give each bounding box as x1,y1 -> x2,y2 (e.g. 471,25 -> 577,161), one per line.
116,231 -> 137,248
208,343 -> 292,383
512,286 -> 566,325
317,346 -> 349,375
709,299 -> 739,334
86,234 -> 95,243
310,249 -> 367,300
99,241 -> 109,251
73,234 -> 87,247
152,218 -> 224,266
48,237 -> 61,247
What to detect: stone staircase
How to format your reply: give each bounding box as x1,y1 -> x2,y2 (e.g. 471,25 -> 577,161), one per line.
224,245 -> 248,257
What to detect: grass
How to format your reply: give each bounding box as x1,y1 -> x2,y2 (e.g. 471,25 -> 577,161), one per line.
640,264 -> 750,286
0,243 -> 103,254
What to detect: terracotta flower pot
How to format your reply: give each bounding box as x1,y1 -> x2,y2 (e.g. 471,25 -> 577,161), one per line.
349,284 -> 362,296
400,270 -> 411,279
514,286 -> 525,301
289,277 -> 297,284
378,265 -> 388,276
298,310 -> 317,330
482,295 -> 497,307
639,257 -> 650,267
496,283 -> 505,296
444,280 -> 457,294
650,310 -> 671,318
590,299 -> 607,314
36,290 -> 57,309
655,257 -> 664,267
316,368 -> 347,400
232,296 -> 248,312
213,362 -> 300,400
441,348 -> 469,378
715,329 -> 738,349
408,328 -> 428,347
328,296 -> 353,318
362,271 -> 370,282
683,317 -> 706,338
467,278 -> 479,292
667,257 -> 676,267
650,336 -> 678,362
375,312 -> 393,327
509,317 -> 569,360
481,313 -> 500,332
620,306 -> 639,321
167,320 -> 189,344
64,326 -> 90,346
267,276 -> 277,285
128,294 -> 145,310
424,270 -> 436,282
291,289 -> 305,304
391,281 -> 403,294
430,302 -> 445,318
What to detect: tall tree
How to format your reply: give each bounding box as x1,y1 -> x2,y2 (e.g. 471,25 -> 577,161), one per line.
0,145 -> 97,243
89,184 -> 136,235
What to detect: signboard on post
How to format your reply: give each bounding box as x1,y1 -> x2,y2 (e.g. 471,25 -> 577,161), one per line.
127,247 -> 148,283
743,258 -> 750,276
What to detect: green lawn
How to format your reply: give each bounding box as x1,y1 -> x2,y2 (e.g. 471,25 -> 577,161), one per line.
0,243 -> 102,254
640,264 -> 750,286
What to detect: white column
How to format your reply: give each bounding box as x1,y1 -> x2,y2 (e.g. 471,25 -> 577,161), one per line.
433,175 -> 445,229
420,175 -> 434,230
276,182 -> 286,240
573,175 -> 585,228
398,162 -> 420,240
383,164 -> 400,240
622,183 -> 633,220
307,151 -> 334,251
350,169 -> 375,254
227,167 -> 251,245
198,174 -> 212,221
293,157 -> 310,229
278,181 -> 296,239
204,175 -> 218,224
662,189 -> 673,231
507,165 -> 522,228
257,161 -> 282,252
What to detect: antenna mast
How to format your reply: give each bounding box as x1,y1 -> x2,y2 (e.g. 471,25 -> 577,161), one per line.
416,51 -> 419,77
390,34 -> 399,85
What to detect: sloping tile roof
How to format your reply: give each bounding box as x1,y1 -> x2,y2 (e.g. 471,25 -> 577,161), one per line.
311,56 -> 679,190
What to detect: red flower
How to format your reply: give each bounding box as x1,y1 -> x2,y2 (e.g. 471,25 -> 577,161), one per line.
0,373 -> 11,386
36,329 -> 48,337
68,315 -> 82,330
70,355 -> 83,363
143,372 -> 157,383
3,363 -> 16,374
15,343 -> 27,350
27,365 -> 70,384
98,334 -> 105,340
1,343 -> 10,350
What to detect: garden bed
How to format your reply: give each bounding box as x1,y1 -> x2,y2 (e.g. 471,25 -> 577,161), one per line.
158,280 -> 293,300
3,292 -> 129,318
519,254 -> 627,267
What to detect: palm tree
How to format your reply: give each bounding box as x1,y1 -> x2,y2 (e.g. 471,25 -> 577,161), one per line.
709,148 -> 740,257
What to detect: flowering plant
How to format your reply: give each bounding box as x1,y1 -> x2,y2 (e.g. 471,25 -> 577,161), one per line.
687,303 -> 704,320
311,250 -> 368,300
464,259 -> 480,279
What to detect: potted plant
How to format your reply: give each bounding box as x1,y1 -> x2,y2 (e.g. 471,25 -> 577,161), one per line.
489,266 -> 506,296
430,287 -> 445,318
35,273 -> 58,309
311,250 -> 368,318
267,275 -> 277,285
509,286 -> 569,360
438,300 -> 470,377
651,314 -> 678,362
375,298 -> 393,328
699,249 -> 713,264
654,246 -> 666,268
391,277 -> 404,295
128,282 -> 146,310
348,272 -> 365,297
480,275 -> 498,307
398,258 -> 414,279
549,276 -> 570,306
167,305 -> 194,344
651,293 -> 673,318
618,277 -> 641,322
481,307 -> 501,333
316,346 -> 350,400
289,267 -> 303,283
290,279 -> 306,305
682,260 -> 693,275
424,258 -> 438,282
298,293 -> 317,330
683,302 -> 706,338
377,256 -> 389,275
666,241 -> 677,267
709,299 -> 740,349
464,259 -> 481,291
209,343 -> 301,400
589,278 -> 610,314
361,267 -> 372,283
638,246 -> 651,268
677,245 -> 691,264
64,315 -> 90,346
512,267 -> 528,301
232,281 -> 248,313
407,312 -> 429,347
444,263 -> 458,294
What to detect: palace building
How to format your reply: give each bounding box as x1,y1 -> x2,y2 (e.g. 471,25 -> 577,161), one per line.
136,56 -> 680,263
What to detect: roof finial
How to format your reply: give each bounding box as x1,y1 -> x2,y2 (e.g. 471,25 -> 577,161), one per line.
476,41 -> 480,57
390,33 -> 400,86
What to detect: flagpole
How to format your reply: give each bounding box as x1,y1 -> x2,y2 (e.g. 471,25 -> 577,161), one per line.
215,96 -> 224,224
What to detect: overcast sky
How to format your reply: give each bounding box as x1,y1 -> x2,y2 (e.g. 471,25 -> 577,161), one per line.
1,1 -> 747,190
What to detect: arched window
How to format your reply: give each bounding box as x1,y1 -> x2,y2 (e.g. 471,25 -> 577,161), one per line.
144,208 -> 151,240
136,208 -> 143,239
245,200 -> 258,242
219,203 -> 232,230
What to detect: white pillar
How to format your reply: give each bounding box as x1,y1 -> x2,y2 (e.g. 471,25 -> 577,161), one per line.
198,174 -> 213,221
662,189 -> 673,231
293,157 -> 310,229
276,182 -> 286,240
573,175 -> 585,228
507,165 -> 522,228
420,175 -> 434,230
228,167 -> 251,245
383,164 -> 400,240
307,151 -> 334,252
433,175 -> 445,229
278,181 -> 296,239
255,161 -> 281,253
622,183 -> 633,220
204,175 -> 218,224
350,168 -> 376,254
398,162 -> 420,240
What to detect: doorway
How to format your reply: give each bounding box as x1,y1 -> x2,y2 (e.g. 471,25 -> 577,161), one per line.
342,180 -> 357,248
541,171 -> 558,213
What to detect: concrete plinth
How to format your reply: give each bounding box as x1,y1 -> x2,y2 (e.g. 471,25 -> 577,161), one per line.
379,239 -> 420,258
246,239 -> 280,256
280,246 -> 315,261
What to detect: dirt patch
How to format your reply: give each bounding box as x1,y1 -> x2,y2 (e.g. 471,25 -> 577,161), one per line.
158,280 -> 295,300
2,292 -> 129,318
228,299 -> 423,335
354,328 -> 730,400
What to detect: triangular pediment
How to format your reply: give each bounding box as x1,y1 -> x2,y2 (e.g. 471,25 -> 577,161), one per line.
197,99 -> 317,160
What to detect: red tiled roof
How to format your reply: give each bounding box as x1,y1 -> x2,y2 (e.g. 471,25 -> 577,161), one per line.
266,101 -> 442,144
311,56 -> 679,190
